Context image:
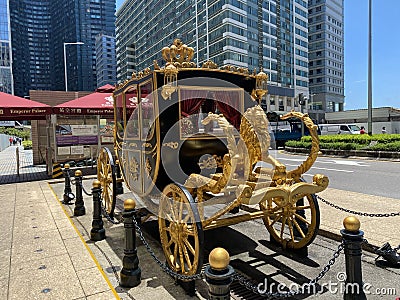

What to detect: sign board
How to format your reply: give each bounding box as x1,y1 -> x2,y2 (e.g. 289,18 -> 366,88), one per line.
71,125 -> 98,136
57,147 -> 71,156
70,145 -> 84,155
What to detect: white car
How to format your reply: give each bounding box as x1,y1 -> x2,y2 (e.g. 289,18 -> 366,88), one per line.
319,124 -> 361,135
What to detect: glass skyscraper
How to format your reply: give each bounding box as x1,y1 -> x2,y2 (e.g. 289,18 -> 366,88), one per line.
95,34 -> 117,87
0,0 -> 13,94
9,0 -> 115,97
308,0 -> 344,120
116,0 -> 310,112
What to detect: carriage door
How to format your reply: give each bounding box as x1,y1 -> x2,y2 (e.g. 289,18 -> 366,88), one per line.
122,86 -> 141,194
139,80 -> 158,195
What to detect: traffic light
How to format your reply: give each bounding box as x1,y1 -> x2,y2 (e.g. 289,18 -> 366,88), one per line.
299,93 -> 307,106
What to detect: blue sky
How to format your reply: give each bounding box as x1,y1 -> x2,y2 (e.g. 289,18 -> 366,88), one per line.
116,0 -> 400,110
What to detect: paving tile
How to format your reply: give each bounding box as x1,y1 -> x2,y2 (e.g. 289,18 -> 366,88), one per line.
11,228 -> 67,265
64,237 -> 99,271
86,289 -> 119,300
127,285 -> 178,300
76,266 -> 111,296
8,253 -> 85,300
0,277 -> 9,300
0,248 -> 11,275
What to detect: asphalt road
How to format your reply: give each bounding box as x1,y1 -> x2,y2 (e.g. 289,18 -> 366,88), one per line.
268,150 -> 400,199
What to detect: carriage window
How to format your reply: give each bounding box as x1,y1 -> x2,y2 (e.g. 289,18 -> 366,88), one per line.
179,88 -> 243,138
125,86 -> 139,139
140,81 -> 154,140
115,94 -> 124,139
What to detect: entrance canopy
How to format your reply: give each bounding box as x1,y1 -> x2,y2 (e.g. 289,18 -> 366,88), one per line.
53,84 -> 116,115
0,92 -> 51,120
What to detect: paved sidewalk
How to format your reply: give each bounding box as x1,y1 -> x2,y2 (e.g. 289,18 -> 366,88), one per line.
1,146 -> 399,299
0,181 -> 119,300
0,145 -> 48,184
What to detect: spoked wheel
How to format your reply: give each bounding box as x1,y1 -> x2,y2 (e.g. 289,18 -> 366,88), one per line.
260,193 -> 320,249
97,147 -> 117,218
158,183 -> 204,277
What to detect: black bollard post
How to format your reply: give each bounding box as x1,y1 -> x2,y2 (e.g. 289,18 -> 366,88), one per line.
120,198 -> 141,287
205,247 -> 235,300
341,216 -> 367,300
63,164 -> 74,204
115,160 -> 124,195
73,170 -> 86,216
90,180 -> 105,241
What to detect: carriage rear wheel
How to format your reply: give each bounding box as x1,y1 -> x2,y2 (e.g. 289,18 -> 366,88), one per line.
260,193 -> 320,249
158,183 -> 204,277
97,147 -> 117,218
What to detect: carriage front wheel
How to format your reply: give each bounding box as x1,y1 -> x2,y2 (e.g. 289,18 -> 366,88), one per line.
97,147 -> 117,218
158,183 -> 204,277
260,193 -> 320,249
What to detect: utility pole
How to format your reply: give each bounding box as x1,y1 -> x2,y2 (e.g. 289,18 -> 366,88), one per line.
299,93 -> 306,136
367,0 -> 373,135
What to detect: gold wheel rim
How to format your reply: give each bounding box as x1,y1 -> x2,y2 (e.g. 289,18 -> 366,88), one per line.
97,149 -> 113,214
158,184 -> 200,276
260,194 -> 318,249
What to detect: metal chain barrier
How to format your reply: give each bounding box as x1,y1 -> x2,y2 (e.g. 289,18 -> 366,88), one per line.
317,195 -> 400,265
232,242 -> 345,298
132,216 -> 204,281
65,171 -> 76,186
316,195 -> 400,218
132,214 -> 346,296
100,202 -> 121,224
81,183 -> 93,196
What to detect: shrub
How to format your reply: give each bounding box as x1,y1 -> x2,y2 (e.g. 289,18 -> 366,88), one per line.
22,140 -> 32,149
365,141 -> 400,152
285,140 -> 312,149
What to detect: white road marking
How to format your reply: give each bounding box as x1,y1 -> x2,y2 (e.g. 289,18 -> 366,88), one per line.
277,157 -> 369,167
310,166 -> 353,173
282,163 -> 354,173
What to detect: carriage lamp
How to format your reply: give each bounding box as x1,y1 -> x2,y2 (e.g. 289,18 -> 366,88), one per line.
162,63 -> 178,100
254,71 -> 268,103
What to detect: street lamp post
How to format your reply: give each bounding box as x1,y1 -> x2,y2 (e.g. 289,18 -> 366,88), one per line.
63,42 -> 84,92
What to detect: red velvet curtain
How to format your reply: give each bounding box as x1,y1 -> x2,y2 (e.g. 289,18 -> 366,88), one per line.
180,89 -> 209,117
215,91 -> 241,130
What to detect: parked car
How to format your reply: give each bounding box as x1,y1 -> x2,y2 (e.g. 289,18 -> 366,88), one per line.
267,111 -> 320,148
319,124 -> 361,135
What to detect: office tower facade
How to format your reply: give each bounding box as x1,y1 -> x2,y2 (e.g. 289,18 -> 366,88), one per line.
9,0 -> 115,97
0,0 -> 13,94
116,0 -> 310,112
95,34 -> 117,87
308,0 -> 344,120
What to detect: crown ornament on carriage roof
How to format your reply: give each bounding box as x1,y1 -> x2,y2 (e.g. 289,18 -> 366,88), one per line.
161,39 -> 196,68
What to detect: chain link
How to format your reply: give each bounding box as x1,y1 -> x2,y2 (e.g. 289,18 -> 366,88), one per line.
131,216 -> 204,281
81,183 -> 93,196
99,199 -> 121,224
232,242 -> 345,297
65,171 -> 76,186
131,213 -> 346,294
316,195 -> 400,218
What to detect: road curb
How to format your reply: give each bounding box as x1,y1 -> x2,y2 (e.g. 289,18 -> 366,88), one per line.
285,146 -> 400,161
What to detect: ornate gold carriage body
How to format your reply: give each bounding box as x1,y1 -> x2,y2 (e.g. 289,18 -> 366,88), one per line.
97,39 -> 329,277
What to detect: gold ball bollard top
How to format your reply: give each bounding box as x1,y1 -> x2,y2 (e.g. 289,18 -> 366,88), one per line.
75,170 -> 82,177
124,198 -> 136,211
92,180 -> 101,188
343,216 -> 361,232
64,163 -> 70,169
209,247 -> 230,271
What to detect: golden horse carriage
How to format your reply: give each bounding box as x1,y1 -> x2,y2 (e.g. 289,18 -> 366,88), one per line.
97,39 -> 328,277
